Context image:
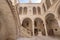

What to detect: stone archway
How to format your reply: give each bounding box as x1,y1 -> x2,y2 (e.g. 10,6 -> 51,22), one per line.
45,13 -> 59,36
58,6 -> 60,19
22,18 -> 32,35
34,18 -> 45,36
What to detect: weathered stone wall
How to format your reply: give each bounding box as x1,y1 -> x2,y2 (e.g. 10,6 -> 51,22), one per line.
0,0 -> 20,40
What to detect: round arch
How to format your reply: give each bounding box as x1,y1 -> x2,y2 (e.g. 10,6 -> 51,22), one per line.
37,7 -> 41,14
19,7 -> 22,14
34,18 -> 45,36
24,7 -> 27,14
22,18 -> 32,30
22,18 -> 32,36
33,7 -> 36,15
45,13 -> 59,36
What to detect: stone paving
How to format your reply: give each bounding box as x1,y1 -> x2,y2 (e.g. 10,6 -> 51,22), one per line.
17,36 -> 60,40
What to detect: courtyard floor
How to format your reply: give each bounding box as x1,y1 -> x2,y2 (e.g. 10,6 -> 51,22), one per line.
17,36 -> 60,40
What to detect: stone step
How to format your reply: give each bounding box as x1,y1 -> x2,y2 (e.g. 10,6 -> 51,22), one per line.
17,36 -> 60,40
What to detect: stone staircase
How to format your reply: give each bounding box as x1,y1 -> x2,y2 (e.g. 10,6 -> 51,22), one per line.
20,26 -> 32,37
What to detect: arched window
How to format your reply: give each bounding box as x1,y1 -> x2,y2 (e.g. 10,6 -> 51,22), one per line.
24,7 -> 27,14
37,7 -> 41,14
42,4 -> 46,12
33,7 -> 36,15
19,7 -> 22,14
46,0 -> 51,9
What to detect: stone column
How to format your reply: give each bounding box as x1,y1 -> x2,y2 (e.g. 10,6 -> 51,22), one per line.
22,7 -> 23,15
32,20 -> 34,36
44,20 -> 48,36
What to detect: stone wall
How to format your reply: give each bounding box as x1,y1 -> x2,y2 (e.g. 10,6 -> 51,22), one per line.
0,0 -> 20,40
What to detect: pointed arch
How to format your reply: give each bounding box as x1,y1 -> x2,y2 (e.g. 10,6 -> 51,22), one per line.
46,0 -> 51,9
42,3 -> 46,12
58,6 -> 60,19
24,7 -> 27,14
